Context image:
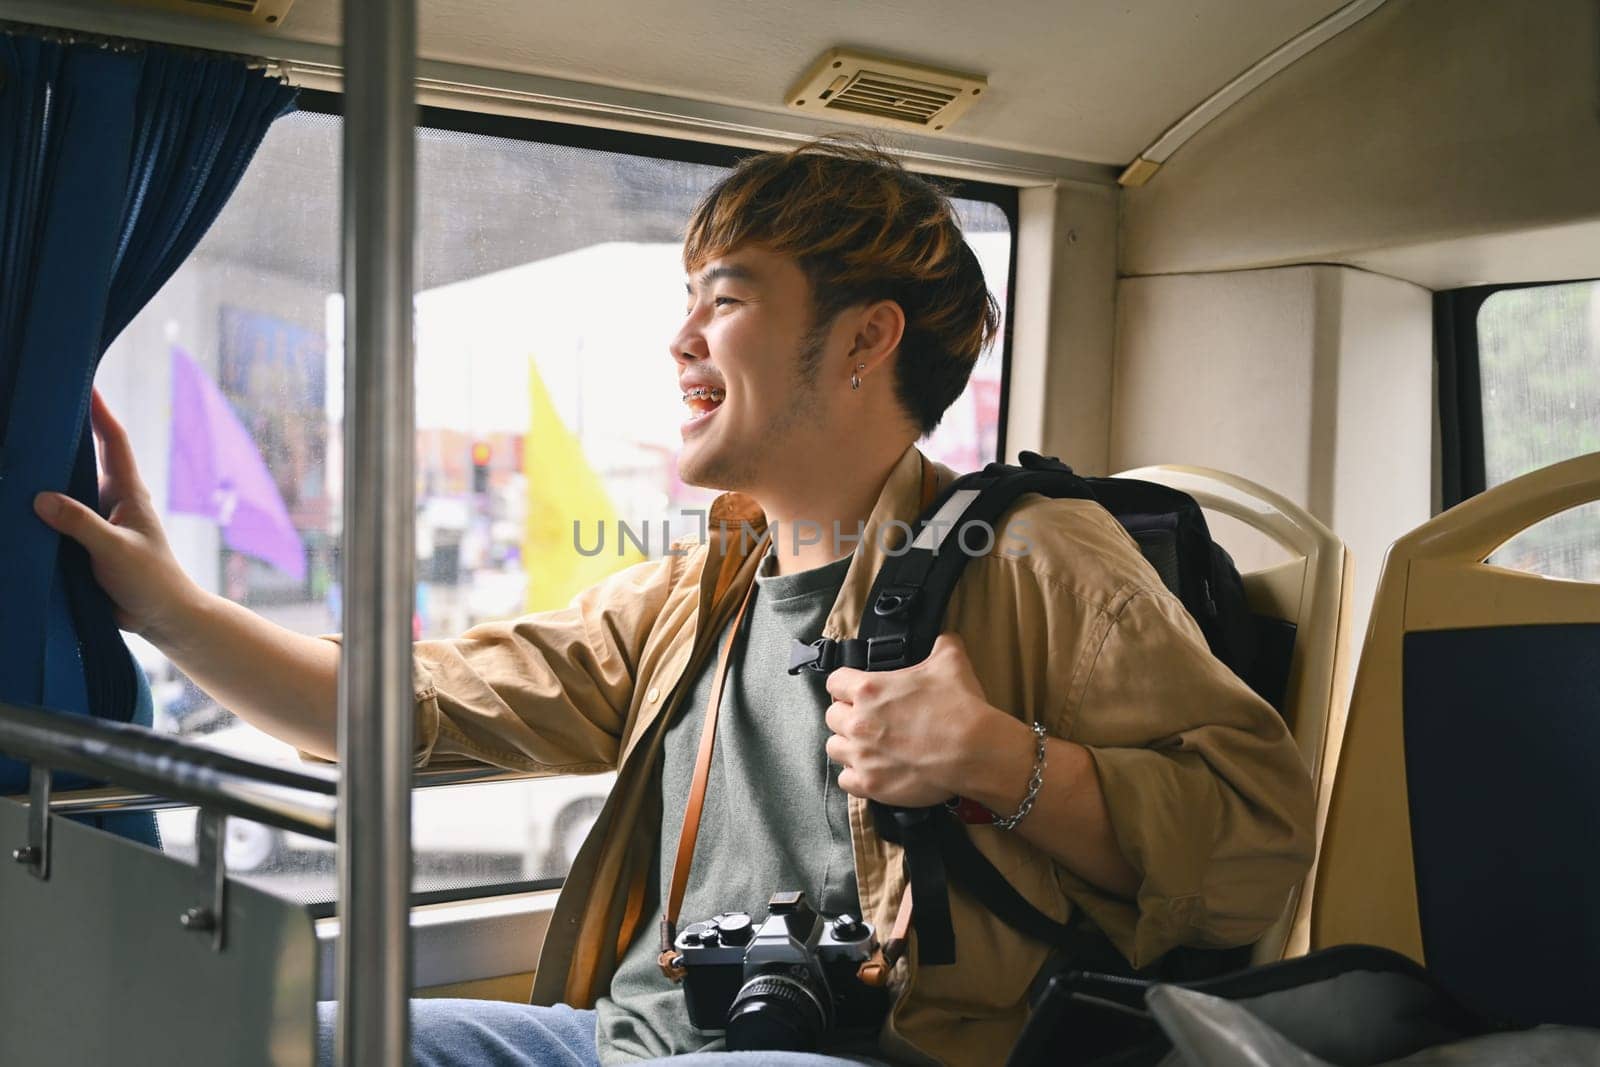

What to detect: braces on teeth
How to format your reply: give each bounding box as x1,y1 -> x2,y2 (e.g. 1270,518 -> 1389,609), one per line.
683,387 -> 726,403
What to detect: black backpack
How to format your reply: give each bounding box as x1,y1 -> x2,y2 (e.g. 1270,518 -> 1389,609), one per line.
789,452 -> 1291,973
1007,944 -> 1509,1067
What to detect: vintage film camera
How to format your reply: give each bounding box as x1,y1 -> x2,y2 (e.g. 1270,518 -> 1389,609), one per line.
673,890 -> 889,1052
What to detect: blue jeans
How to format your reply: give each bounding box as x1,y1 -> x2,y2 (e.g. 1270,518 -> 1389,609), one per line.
315,1000 -> 887,1067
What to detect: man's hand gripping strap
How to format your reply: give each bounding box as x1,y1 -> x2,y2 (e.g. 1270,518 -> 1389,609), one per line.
811,454 -> 1097,965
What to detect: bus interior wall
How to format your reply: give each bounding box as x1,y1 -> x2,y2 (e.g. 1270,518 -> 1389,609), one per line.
1112,0 -> 1600,646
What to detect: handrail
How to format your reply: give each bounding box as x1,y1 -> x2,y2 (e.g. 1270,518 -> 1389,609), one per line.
0,700 -> 337,840
3,701 -> 338,795
39,764 -> 530,818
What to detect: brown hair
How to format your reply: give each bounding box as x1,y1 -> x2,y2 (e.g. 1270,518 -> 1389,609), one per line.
682,138 -> 1000,435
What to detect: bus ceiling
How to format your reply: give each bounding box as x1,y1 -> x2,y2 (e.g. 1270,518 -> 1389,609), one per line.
13,0 -> 1600,290
15,0 -> 1383,177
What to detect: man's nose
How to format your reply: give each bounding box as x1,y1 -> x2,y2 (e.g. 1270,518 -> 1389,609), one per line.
670,314 -> 708,365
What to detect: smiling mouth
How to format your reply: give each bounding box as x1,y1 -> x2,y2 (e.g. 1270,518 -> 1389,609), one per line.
682,385 -> 726,418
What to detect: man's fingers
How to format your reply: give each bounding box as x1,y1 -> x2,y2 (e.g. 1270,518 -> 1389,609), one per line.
824,732 -> 850,766
824,700 -> 850,736
90,389 -> 145,491
98,474 -> 121,515
824,666 -> 864,700
34,492 -> 118,555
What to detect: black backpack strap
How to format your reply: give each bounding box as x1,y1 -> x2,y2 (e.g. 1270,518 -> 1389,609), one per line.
792,453 -> 1097,965
931,811 -> 1081,949
857,453 -> 1094,672
785,454 -> 1275,980
788,453 -> 1095,677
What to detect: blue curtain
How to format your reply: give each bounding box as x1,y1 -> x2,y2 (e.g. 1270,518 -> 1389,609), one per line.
0,31 -> 298,836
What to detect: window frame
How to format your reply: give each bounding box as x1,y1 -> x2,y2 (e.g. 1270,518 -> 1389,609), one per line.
197,89 -> 1021,908
1435,276 -> 1600,509
295,87 -> 1021,461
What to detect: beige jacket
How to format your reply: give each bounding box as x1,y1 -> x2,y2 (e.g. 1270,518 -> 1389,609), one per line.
409,445 -> 1315,1066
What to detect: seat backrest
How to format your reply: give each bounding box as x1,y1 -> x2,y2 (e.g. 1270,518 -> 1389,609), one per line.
1312,451 -> 1600,1027
1114,465 -> 1353,965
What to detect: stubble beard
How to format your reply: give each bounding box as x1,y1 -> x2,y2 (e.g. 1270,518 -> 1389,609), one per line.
678,323 -> 830,493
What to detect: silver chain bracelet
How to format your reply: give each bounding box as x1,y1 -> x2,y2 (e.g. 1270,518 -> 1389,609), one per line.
992,721 -> 1049,831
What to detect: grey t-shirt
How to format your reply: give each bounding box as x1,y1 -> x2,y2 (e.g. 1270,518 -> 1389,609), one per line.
596,551 -> 860,1062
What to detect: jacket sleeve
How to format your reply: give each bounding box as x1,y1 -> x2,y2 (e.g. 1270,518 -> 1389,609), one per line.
399,552 -> 686,772
1061,588 -> 1316,967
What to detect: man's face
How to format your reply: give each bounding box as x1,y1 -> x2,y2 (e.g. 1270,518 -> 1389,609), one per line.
672,246 -> 836,493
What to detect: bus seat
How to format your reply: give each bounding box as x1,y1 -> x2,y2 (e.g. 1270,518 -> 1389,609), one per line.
1312,451 -> 1600,1028
1113,465 -> 1353,965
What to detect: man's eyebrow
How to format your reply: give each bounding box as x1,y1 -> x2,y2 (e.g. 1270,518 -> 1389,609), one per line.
686,264 -> 758,292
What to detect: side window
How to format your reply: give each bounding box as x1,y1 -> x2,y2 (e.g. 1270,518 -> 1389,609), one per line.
1449,279 -> 1600,580
97,98 -> 1015,903
927,196 -> 1012,471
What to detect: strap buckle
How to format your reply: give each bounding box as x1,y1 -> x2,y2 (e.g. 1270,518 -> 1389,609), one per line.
788,635 -> 906,673
788,638 -> 835,675
865,635 -> 906,668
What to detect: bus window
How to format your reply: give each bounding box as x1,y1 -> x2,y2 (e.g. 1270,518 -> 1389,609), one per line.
95,96 -> 1015,904
1473,280 -> 1600,580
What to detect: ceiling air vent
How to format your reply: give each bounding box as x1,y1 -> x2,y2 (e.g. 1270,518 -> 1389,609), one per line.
112,0 -> 296,27
787,49 -> 986,134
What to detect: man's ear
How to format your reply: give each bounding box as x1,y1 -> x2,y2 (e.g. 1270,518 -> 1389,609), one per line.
849,299 -> 906,378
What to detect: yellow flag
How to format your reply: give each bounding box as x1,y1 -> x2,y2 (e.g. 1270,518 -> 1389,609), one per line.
523,359 -> 644,612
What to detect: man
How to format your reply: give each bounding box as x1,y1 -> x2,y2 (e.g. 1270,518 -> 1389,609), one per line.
35,140 -> 1314,1066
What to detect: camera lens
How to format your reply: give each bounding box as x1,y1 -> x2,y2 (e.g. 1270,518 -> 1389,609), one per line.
725,972 -> 828,1052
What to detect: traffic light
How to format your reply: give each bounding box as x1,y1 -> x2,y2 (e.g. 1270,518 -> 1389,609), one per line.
471,441 -> 491,494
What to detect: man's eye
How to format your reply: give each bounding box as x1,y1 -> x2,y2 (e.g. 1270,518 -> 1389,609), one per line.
713,296 -> 740,308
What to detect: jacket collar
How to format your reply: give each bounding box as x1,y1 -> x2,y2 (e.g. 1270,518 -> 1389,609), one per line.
822,443 -> 953,640
699,443 -> 954,634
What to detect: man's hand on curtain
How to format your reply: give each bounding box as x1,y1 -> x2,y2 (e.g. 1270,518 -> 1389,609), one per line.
30,391 -> 347,758
33,392 -> 343,757
33,390 -> 203,644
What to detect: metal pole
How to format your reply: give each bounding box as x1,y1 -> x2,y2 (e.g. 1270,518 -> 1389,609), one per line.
338,0 -> 416,1063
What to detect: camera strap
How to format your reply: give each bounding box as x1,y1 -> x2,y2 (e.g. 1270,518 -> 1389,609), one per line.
856,883 -> 915,988
658,553 -> 763,981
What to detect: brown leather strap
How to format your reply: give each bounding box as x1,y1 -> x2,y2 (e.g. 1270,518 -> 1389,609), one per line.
658,563 -> 763,977
858,882 -> 916,987
888,881 -> 916,949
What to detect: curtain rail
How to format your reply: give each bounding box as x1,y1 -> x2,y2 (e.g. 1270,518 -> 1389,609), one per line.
0,18 -> 285,73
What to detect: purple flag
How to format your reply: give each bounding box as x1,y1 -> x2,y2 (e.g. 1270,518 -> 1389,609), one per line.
167,346 -> 307,582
